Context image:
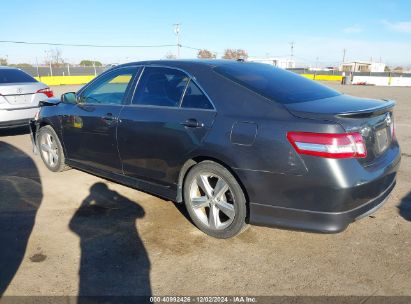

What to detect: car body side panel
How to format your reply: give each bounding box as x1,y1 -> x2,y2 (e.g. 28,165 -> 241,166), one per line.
117,106 -> 217,189
61,103 -> 123,173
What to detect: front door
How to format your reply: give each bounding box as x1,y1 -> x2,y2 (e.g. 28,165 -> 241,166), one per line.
62,66 -> 140,173
117,67 -> 216,189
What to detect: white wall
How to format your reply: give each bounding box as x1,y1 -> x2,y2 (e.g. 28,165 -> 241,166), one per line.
352,76 -> 411,86
249,58 -> 295,69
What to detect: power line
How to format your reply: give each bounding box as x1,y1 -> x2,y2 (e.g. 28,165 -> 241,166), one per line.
0,40 -> 175,48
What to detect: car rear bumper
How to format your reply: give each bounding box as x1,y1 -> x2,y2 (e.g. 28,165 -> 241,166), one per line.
235,142 -> 401,233
249,177 -> 396,233
0,107 -> 38,128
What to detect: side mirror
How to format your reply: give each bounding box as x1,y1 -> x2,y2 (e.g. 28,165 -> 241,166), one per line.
61,92 -> 78,104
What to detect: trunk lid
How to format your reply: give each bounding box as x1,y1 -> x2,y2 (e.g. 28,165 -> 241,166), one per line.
285,95 -> 396,165
0,82 -> 48,109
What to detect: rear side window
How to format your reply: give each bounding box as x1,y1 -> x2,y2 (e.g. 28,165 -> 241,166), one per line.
214,63 -> 340,104
0,69 -> 37,84
133,67 -> 189,107
181,81 -> 214,110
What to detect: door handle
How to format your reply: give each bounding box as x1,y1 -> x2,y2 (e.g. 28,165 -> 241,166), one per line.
102,113 -> 117,122
180,118 -> 204,128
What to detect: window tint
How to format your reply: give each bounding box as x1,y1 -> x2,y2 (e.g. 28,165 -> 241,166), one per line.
133,67 -> 189,107
214,63 -> 340,104
181,81 -> 213,110
0,69 -> 37,84
80,68 -> 137,105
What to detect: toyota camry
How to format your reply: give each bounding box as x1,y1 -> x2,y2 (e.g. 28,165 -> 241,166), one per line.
30,60 -> 400,238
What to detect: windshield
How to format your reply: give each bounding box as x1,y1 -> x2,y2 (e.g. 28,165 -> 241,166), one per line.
214,63 -> 341,104
0,69 -> 37,84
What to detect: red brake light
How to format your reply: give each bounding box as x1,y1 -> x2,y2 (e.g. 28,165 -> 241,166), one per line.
37,87 -> 54,98
287,132 -> 367,159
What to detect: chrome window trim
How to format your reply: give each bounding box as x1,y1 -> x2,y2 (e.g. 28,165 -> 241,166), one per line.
128,64 -> 217,112
122,103 -> 216,112
76,103 -> 125,107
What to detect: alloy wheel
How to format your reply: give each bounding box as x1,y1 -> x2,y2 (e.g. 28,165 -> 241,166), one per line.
189,173 -> 236,230
40,133 -> 59,168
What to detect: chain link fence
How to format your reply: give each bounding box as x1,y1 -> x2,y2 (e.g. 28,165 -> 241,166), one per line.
22,66 -> 107,77
17,66 -> 411,78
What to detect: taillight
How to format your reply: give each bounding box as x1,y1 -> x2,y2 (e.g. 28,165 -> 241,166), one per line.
37,87 -> 54,98
287,132 -> 367,159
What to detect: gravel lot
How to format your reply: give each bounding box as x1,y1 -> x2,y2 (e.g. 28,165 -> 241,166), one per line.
0,83 -> 410,297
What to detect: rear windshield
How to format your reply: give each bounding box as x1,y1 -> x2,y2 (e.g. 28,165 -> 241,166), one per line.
0,69 -> 37,84
214,63 -> 340,104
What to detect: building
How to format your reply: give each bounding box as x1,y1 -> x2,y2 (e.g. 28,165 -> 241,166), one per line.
339,61 -> 386,73
248,57 -> 296,69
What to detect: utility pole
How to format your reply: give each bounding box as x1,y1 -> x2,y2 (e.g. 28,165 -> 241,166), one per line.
45,50 -> 53,76
342,48 -> 346,63
35,57 -> 40,79
173,23 -> 181,59
289,41 -> 294,59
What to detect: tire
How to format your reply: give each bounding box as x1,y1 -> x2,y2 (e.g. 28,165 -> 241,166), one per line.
183,160 -> 248,238
37,125 -> 70,172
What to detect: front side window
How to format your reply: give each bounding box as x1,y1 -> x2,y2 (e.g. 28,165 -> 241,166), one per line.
181,81 -> 214,110
133,67 -> 189,107
80,67 -> 138,105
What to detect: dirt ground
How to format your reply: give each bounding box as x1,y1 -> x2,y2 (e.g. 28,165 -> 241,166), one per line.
0,83 -> 410,297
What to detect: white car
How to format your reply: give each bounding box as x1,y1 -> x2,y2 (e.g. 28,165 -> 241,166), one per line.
0,66 -> 53,129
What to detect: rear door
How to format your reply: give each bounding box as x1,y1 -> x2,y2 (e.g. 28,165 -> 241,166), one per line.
117,66 -> 216,188
61,66 -> 141,173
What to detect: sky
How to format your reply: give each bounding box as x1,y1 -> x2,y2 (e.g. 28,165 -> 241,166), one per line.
1,0 -> 411,67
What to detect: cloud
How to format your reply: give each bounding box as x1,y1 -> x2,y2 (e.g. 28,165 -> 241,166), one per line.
382,20 -> 411,33
343,25 -> 363,34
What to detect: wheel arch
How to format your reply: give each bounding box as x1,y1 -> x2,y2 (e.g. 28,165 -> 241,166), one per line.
176,156 -> 250,218
36,119 -> 67,158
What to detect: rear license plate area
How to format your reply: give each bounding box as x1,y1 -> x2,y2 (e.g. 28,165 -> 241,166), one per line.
13,95 -> 29,104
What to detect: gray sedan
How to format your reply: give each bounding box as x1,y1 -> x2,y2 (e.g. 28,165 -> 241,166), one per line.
0,67 -> 53,128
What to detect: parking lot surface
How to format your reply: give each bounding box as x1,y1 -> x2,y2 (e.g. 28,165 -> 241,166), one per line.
0,83 -> 410,296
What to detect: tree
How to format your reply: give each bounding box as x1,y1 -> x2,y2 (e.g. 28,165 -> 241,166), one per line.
197,49 -> 216,59
222,49 -> 248,60
45,48 -> 65,67
10,63 -> 33,68
79,60 -> 102,67
0,57 -> 8,66
164,52 -> 177,59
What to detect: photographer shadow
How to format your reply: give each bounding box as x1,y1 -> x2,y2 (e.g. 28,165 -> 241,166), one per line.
0,141 -> 43,296
69,182 -> 151,298
398,191 -> 411,221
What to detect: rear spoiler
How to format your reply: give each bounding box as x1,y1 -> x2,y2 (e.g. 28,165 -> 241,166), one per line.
337,99 -> 395,118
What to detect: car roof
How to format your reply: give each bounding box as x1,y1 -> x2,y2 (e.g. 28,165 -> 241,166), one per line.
0,66 -> 20,70
118,59 -> 249,70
